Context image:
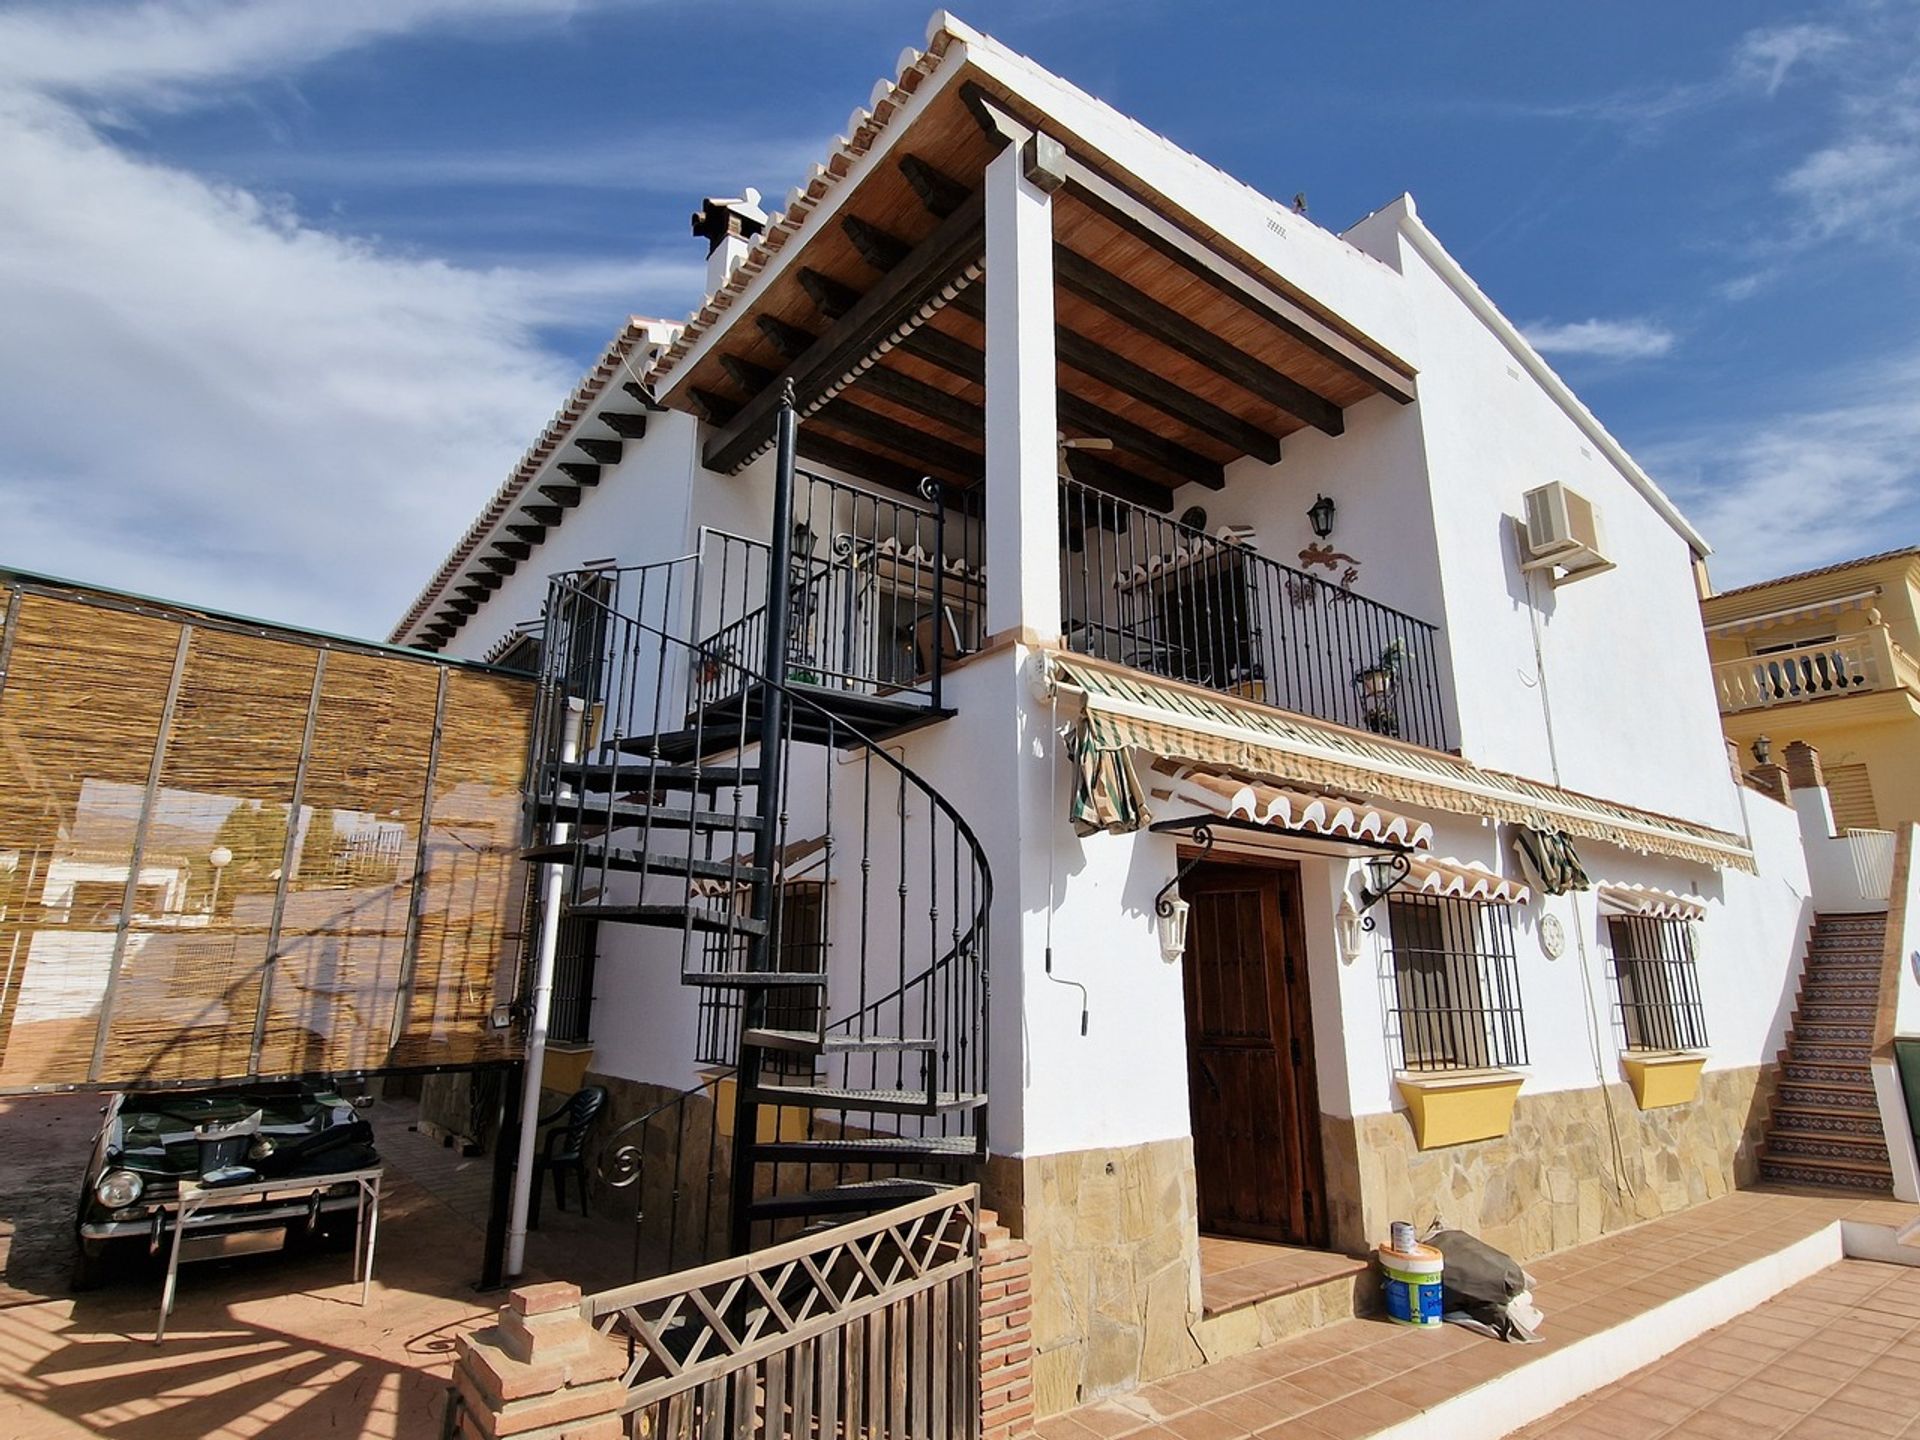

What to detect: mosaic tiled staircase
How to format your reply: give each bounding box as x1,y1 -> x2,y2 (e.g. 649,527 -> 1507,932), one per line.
1760,911 -> 1892,1194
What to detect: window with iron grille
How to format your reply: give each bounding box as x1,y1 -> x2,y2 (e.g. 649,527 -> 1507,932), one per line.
1606,915 -> 1707,1052
694,881 -> 828,1072
1383,895 -> 1528,1072
549,915 -> 598,1045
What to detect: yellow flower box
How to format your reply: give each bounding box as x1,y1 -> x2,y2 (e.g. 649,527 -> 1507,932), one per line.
540,1043 -> 595,1096
1395,1070 -> 1526,1149
1620,1051 -> 1707,1110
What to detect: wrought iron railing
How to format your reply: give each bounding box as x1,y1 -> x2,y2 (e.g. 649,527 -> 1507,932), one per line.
1058,478 -> 1449,749
695,470 -> 984,709
532,546 -> 992,1260
1605,914 -> 1709,1053
1380,893 -> 1528,1072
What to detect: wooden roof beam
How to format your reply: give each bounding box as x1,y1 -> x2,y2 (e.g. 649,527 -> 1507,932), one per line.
816,397 -> 981,480
490,539 -> 532,562
599,410 -> 650,439
1054,249 -> 1343,435
522,504 -> 562,527
556,461 -> 601,486
843,215 -> 912,273
455,584 -> 495,604
757,315 -> 820,361
574,437 -> 622,465
938,285 -> 1280,464
463,571 -> 505,591
720,354 -> 780,395
477,555 -> 518,576
537,483 -> 582,508
798,267 -> 862,321
701,186 -> 986,474
506,523 -> 547,546
899,154 -> 970,219
796,431 -> 945,498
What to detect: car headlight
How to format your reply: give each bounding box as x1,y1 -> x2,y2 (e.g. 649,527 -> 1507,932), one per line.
95,1169 -> 144,1208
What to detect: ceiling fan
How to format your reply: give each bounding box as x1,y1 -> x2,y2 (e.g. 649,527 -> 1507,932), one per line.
1055,432 -> 1114,480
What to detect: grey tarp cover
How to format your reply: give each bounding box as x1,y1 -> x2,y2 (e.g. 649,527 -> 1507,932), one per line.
1426,1227 -> 1543,1343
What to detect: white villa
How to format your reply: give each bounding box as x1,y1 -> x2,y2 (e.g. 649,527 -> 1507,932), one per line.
392,12 -> 1916,1419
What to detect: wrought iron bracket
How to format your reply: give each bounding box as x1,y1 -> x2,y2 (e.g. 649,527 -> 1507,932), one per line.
1153,823 -> 1214,918
1357,850 -> 1413,931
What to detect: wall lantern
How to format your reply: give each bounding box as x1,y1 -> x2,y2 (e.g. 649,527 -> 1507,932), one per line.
1156,895 -> 1191,963
1750,735 -> 1772,766
1359,851 -> 1412,910
1307,493 -> 1337,539
1336,896 -> 1365,965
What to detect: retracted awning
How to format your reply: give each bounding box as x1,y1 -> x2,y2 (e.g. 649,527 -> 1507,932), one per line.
1407,856 -> 1530,905
1148,762 -> 1435,850
1595,884 -> 1708,922
1047,653 -> 1756,873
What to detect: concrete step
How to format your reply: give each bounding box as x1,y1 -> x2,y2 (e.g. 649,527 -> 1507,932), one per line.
1766,1127 -> 1890,1166
1758,1151 -> 1892,1194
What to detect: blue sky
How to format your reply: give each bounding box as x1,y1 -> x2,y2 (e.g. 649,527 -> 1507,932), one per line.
0,0 -> 1915,635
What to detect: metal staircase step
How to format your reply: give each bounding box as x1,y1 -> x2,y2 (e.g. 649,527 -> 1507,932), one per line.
548,759 -> 761,793
534,796 -> 764,833
745,1178 -> 952,1222
744,1027 -> 936,1055
619,684 -> 953,762
682,970 -> 830,989
746,1083 -> 986,1117
524,847 -> 768,886
568,902 -> 768,936
752,1134 -> 980,1164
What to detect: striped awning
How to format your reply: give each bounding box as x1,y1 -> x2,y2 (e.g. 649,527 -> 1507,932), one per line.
1407,856 -> 1530,905
1046,653 -> 1756,873
1595,884 -> 1708,922
1149,762 -> 1435,850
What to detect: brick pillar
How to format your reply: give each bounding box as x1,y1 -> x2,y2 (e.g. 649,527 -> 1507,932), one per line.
979,1209 -> 1035,1440
452,1281 -> 627,1440
1746,764 -> 1791,804
1784,741 -> 1824,793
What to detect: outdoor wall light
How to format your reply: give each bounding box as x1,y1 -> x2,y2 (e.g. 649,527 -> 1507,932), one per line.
1359,851 -> 1412,910
1156,895 -> 1190,964
1750,735 -> 1772,766
1336,896 -> 1365,965
1308,493 -> 1337,539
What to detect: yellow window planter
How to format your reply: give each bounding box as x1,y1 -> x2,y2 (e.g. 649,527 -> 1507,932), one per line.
1620,1051 -> 1707,1110
1395,1070 -> 1526,1149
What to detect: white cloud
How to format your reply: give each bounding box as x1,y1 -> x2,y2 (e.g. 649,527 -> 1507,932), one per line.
0,0 -> 722,636
1731,23 -> 1847,98
1645,351 -> 1920,589
1522,317 -> 1677,362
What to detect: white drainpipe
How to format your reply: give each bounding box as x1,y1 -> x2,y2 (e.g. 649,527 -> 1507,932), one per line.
506,696 -> 583,1279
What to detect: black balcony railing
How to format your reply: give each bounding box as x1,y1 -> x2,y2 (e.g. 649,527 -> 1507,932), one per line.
695,470 -> 985,710
1059,479 -> 1449,750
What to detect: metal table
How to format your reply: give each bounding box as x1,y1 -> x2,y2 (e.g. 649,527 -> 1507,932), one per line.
153,1166 -> 384,1343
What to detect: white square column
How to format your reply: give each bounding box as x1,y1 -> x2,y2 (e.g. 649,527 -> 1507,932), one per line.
983,138 -> 1061,643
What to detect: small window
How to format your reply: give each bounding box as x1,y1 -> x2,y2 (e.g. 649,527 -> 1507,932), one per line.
549,914 -> 598,1045
1383,895 -> 1527,1072
1607,916 -> 1707,1053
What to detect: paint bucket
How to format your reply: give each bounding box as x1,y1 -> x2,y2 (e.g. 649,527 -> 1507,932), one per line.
1377,1241 -> 1445,1327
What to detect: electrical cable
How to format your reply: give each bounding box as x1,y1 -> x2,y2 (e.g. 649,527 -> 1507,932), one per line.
1043,689 -> 1089,1035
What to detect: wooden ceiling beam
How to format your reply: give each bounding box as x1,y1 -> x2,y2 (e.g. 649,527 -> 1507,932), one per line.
1054,248 -> 1343,435
857,365 -> 982,437
702,187 -> 985,473
456,584 -> 495,603
442,598 -> 479,616
797,430 -> 949,497
599,410 -> 650,438
490,539 -> 532,562
574,437 -> 622,465
477,555 -> 518,576
506,523 -> 547,546
691,388 -> 742,425
816,396 -> 981,479
757,315 -> 820,361
462,572 -> 504,592
522,504 -> 562,527
798,267 -> 861,321
538,483 -> 582,508
889,311 -> 1228,487
899,154 -> 970,219
940,285 -> 1281,463
1063,450 -> 1174,512
556,461 -> 601,486
622,382 -> 664,411
720,354 -> 780,395
842,215 -> 912,272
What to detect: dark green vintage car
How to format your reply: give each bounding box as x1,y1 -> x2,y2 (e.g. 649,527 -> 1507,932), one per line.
72,1082 -> 380,1290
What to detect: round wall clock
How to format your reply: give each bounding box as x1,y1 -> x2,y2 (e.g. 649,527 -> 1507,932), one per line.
1539,913 -> 1566,960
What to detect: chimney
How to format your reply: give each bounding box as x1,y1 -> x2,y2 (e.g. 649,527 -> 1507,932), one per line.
692,188 -> 768,295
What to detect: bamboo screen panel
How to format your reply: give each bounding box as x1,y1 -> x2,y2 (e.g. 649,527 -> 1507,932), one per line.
390,668 -> 532,1068
0,582 -> 533,1093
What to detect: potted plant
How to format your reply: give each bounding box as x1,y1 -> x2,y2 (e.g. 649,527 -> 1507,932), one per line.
1354,640 -> 1405,735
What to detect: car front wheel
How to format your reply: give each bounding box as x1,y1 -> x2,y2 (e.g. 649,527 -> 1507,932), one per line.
69,1236 -> 112,1293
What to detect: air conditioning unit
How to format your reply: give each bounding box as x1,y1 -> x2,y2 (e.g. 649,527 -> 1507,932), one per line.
1519,482 -> 1613,583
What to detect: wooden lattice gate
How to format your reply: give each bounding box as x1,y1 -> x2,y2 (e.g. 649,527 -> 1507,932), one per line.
581,1185 -> 981,1439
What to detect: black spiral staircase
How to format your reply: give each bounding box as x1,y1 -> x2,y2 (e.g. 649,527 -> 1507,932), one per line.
524,397 -> 991,1271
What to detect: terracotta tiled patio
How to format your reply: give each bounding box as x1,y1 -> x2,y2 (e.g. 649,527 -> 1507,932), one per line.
1198,1236 -> 1369,1320
1041,1189 -> 1920,1440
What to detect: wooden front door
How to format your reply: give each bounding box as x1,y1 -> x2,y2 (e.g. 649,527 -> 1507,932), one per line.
1181,860 -> 1327,1245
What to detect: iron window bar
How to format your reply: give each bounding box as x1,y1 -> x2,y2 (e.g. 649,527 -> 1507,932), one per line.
1382,894 -> 1528,1073
1606,915 -> 1709,1053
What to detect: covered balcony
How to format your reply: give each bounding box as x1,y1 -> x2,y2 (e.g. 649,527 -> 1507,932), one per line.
645,41 -> 1442,746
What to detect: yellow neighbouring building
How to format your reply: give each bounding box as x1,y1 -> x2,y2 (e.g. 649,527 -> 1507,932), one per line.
1702,546 -> 1920,829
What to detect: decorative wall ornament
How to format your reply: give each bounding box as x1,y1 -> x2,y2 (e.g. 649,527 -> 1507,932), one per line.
1539,912 -> 1566,960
